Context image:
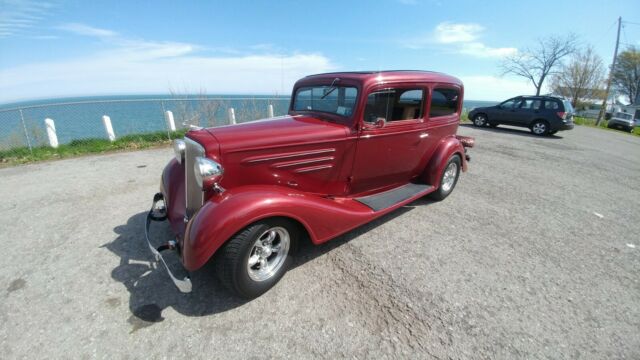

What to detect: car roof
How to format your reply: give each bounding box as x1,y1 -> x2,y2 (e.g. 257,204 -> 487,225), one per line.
299,70 -> 462,87
514,95 -> 567,100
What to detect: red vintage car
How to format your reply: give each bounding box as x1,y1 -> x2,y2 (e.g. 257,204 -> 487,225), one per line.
145,70 -> 474,298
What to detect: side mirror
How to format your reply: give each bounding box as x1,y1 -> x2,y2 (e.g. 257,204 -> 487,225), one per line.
374,117 -> 386,128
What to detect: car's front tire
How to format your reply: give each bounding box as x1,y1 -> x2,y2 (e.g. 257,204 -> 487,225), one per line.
472,114 -> 488,127
429,154 -> 461,201
531,120 -> 549,136
215,218 -> 298,298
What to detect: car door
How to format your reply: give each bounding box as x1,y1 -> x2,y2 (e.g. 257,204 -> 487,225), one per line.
511,98 -> 538,125
349,86 -> 430,194
492,97 -> 521,124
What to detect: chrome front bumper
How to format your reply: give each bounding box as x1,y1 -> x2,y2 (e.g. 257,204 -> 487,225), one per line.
144,193 -> 193,293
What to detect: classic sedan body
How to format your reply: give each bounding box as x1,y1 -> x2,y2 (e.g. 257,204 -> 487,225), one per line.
146,71 -> 474,298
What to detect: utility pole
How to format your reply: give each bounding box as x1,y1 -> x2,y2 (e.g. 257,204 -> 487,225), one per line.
596,16 -> 622,126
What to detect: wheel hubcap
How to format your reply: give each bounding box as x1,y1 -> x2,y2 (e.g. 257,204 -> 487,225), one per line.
533,123 -> 546,134
441,162 -> 458,192
474,116 -> 486,126
247,227 -> 290,282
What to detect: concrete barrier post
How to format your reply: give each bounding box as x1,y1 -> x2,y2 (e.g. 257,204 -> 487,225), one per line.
44,118 -> 59,148
164,110 -> 176,131
228,108 -> 236,125
102,115 -> 116,141
268,104 -> 274,118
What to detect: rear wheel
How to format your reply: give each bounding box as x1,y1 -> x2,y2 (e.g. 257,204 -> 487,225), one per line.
473,114 -> 488,127
215,218 -> 298,298
531,120 -> 549,136
429,155 -> 461,201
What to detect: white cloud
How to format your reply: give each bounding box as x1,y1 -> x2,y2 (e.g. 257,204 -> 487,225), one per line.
0,31 -> 335,102
57,23 -> 117,38
434,22 -> 483,43
460,75 -> 533,101
404,21 -> 516,59
0,0 -> 55,37
458,42 -> 517,58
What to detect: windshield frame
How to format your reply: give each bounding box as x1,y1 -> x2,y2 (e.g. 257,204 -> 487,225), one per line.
289,80 -> 362,126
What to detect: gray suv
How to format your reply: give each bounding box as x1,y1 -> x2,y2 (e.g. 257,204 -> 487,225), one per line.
468,96 -> 574,136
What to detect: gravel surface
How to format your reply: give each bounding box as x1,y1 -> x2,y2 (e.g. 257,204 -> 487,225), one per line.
1,125 -> 639,359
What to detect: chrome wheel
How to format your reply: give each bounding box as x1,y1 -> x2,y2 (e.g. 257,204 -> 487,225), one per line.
441,162 -> 458,192
532,122 -> 547,135
473,115 -> 487,127
247,227 -> 290,282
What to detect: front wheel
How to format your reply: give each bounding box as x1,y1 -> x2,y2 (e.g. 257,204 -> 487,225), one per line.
215,218 -> 298,298
429,155 -> 461,201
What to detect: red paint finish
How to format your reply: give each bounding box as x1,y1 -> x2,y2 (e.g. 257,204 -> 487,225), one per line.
159,71 -> 473,271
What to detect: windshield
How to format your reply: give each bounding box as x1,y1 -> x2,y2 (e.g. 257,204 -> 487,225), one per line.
293,86 -> 358,117
615,112 -> 633,120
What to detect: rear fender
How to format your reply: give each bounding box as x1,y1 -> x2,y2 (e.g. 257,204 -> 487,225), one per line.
182,185 -> 373,271
421,135 -> 466,188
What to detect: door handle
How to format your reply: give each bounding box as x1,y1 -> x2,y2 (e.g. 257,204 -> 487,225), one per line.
419,132 -> 429,139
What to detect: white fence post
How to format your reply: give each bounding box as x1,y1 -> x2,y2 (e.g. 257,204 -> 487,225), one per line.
267,104 -> 274,118
228,108 -> 236,125
44,118 -> 58,148
102,115 -> 116,141
164,110 -> 176,131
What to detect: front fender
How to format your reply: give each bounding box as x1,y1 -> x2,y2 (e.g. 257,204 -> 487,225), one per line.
182,185 -> 373,271
421,135 -> 467,187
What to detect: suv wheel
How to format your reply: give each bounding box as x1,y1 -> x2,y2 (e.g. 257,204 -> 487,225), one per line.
429,155 -> 461,201
531,120 -> 549,136
215,218 -> 298,298
472,114 -> 487,127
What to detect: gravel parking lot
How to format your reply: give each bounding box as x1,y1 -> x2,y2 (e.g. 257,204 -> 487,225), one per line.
1,124 -> 639,359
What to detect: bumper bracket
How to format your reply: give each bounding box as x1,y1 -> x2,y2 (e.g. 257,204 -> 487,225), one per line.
144,193 -> 193,293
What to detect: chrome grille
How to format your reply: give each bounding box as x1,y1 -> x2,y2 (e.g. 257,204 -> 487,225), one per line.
184,137 -> 205,219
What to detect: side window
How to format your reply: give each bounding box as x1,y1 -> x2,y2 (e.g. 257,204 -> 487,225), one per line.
364,88 -> 424,123
544,100 -> 559,110
499,98 -> 518,109
429,88 -> 459,117
519,99 -> 541,110
519,99 -> 533,108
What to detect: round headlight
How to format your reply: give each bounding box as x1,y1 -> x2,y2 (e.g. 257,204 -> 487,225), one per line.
194,156 -> 223,189
173,139 -> 186,164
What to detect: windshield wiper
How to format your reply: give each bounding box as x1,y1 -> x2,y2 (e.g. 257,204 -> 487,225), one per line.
320,78 -> 340,99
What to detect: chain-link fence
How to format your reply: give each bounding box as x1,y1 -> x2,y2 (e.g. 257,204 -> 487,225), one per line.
0,97 -> 291,151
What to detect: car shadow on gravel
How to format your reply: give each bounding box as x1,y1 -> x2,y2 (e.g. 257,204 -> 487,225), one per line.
106,201 -> 427,323
460,123 -> 564,139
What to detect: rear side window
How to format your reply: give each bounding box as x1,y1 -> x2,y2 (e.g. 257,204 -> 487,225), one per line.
520,99 -> 542,110
429,88 -> 459,117
364,88 -> 424,123
544,100 -> 560,110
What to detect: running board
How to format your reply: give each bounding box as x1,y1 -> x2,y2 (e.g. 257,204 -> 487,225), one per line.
354,183 -> 434,211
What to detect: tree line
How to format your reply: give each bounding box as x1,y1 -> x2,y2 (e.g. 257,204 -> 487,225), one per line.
501,34 -> 639,108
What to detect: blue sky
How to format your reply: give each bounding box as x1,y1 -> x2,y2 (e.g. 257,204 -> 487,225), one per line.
0,0 -> 639,103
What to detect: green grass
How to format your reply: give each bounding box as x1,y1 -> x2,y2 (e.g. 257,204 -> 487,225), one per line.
0,129 -> 188,166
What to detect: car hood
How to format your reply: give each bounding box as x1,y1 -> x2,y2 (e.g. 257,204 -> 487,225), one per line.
205,115 -> 350,154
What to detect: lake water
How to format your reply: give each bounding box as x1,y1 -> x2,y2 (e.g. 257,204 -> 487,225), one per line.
0,95 -> 498,149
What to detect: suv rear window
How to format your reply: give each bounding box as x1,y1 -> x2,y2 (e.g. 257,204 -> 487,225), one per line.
562,100 -> 574,113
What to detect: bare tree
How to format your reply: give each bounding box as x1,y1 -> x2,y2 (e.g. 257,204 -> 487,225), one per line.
501,34 -> 578,95
551,46 -> 605,107
611,46 -> 640,105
